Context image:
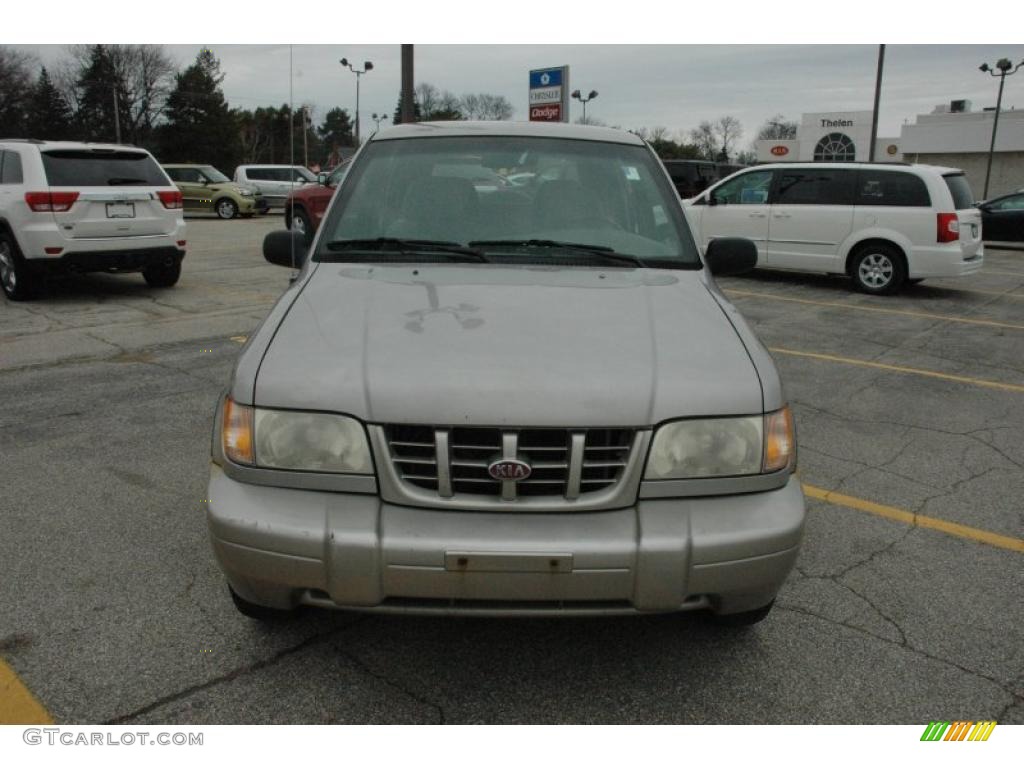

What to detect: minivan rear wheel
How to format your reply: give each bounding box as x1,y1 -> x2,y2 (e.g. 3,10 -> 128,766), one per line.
0,233 -> 40,301
851,245 -> 906,295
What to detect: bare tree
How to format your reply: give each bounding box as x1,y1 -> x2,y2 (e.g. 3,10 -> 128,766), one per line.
757,113 -> 797,141
459,93 -> 513,120
688,121 -> 717,160
648,126 -> 672,143
714,116 -> 743,162
415,82 -> 440,117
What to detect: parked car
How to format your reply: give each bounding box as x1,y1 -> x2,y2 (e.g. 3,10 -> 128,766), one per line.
978,190 -> 1024,243
684,162 -> 984,294
233,165 -> 316,209
283,161 -> 350,242
0,139 -> 186,300
207,121 -> 805,626
162,164 -> 267,220
661,159 -> 718,199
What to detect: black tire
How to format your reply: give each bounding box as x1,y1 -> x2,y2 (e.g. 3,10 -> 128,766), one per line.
289,207 -> 313,243
215,198 -> 238,220
850,244 -> 906,295
0,232 -> 40,301
229,586 -> 297,622
710,600 -> 775,627
142,260 -> 181,288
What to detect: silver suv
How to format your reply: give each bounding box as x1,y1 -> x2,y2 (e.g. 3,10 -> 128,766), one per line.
208,122 -> 805,626
0,139 -> 186,300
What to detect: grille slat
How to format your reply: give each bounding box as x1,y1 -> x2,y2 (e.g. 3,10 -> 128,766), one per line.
385,425 -> 635,502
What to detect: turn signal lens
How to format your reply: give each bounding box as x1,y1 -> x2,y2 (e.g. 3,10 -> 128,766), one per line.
763,406 -> 796,473
223,397 -> 254,465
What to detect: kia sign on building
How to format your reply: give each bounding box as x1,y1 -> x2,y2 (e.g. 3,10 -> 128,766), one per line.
529,66 -> 569,123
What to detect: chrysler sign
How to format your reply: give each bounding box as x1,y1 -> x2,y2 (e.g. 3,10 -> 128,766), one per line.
529,66 -> 569,123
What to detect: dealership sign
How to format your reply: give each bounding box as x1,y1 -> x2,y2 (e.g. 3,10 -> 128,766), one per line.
529,66 -> 569,123
770,145 -> 790,156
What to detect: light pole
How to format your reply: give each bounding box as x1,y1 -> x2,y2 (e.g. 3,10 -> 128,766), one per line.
571,89 -> 599,124
979,57 -> 1024,199
371,113 -> 389,131
340,57 -> 374,144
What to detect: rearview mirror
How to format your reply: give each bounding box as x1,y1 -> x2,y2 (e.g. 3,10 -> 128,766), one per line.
263,230 -> 309,269
705,237 -> 757,276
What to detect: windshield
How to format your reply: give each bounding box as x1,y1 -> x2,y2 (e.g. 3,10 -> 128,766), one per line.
296,167 -> 316,182
316,136 -> 700,266
201,166 -> 231,183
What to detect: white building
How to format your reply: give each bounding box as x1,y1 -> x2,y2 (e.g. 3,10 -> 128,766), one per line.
755,111 -> 902,165
754,104 -> 1024,199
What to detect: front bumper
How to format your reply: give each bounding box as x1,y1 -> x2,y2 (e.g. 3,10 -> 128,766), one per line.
206,465 -> 805,616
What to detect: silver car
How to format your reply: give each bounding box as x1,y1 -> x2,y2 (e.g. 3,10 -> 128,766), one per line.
208,121 -> 805,626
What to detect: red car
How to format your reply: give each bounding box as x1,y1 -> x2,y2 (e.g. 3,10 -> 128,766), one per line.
283,162 -> 349,242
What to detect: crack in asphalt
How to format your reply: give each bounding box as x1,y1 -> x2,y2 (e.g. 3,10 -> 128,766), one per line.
334,647 -> 446,724
776,603 -> 1019,710
102,618 -> 371,725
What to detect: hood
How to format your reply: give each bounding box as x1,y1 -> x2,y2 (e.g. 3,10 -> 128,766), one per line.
253,265 -> 764,426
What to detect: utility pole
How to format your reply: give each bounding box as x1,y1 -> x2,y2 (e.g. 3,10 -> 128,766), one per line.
340,57 -> 374,144
868,44 -> 885,162
401,44 -> 415,123
112,85 -> 121,144
979,57 -> 1023,199
302,105 -> 309,168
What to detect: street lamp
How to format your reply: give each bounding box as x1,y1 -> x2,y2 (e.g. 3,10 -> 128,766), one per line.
340,57 -> 374,144
979,57 -> 1024,199
570,89 -> 599,123
371,113 -> 389,131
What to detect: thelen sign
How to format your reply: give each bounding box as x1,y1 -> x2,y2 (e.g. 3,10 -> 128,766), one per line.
529,66 -> 569,123
770,145 -> 790,156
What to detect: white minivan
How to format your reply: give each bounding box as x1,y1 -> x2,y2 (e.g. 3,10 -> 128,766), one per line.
683,163 -> 984,294
233,165 -> 316,209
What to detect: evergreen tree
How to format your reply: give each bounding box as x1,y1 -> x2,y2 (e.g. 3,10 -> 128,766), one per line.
392,91 -> 422,124
317,107 -> 355,149
157,49 -> 241,170
75,45 -> 130,142
26,68 -> 73,140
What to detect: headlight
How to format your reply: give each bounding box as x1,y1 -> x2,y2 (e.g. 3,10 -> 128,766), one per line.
237,188 -> 253,196
222,398 -> 372,474
644,407 -> 795,480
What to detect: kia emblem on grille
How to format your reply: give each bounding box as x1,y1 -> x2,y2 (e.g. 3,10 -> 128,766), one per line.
488,459 -> 532,481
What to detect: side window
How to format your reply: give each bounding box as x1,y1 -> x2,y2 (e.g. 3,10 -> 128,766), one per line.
246,168 -> 269,181
1,150 -> 23,184
292,169 -> 309,182
774,170 -> 854,205
856,170 -> 930,207
164,167 -> 181,182
992,194 -> 1024,211
712,170 -> 772,205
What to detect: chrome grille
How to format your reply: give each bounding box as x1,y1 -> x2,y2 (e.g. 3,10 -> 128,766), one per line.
385,425 -> 636,501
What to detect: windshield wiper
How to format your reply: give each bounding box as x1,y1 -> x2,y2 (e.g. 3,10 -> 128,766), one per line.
323,238 -> 488,262
107,177 -> 149,185
468,239 -> 647,267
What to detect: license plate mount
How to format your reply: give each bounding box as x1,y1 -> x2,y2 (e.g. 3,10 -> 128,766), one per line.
106,202 -> 135,219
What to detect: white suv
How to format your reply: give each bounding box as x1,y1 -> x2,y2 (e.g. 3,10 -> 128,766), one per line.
0,140 -> 187,301
683,163 -> 983,294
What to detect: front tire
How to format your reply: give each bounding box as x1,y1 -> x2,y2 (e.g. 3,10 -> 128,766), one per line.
289,207 -> 313,243
215,198 -> 238,220
142,260 -> 181,288
229,586 -> 297,622
711,600 -> 775,627
0,233 -> 40,301
850,245 -> 906,295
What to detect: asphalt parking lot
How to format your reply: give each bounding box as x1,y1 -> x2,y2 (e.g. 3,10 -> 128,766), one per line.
1,215 -> 1022,725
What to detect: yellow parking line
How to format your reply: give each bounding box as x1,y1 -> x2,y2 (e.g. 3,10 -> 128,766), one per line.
725,288 -> 1024,331
802,484 -> 1024,554
769,347 -> 1024,394
0,658 -> 53,725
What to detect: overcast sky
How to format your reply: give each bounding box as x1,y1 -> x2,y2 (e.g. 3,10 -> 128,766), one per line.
15,44 -> 1024,144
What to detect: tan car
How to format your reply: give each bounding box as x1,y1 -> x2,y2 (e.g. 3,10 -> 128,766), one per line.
162,164 -> 268,219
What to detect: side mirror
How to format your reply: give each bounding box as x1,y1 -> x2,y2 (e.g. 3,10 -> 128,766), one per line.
263,230 -> 309,269
317,172 -> 329,186
200,178 -> 210,185
705,237 -> 757,276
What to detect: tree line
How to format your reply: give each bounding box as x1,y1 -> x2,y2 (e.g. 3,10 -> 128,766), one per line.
0,45 -> 514,173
